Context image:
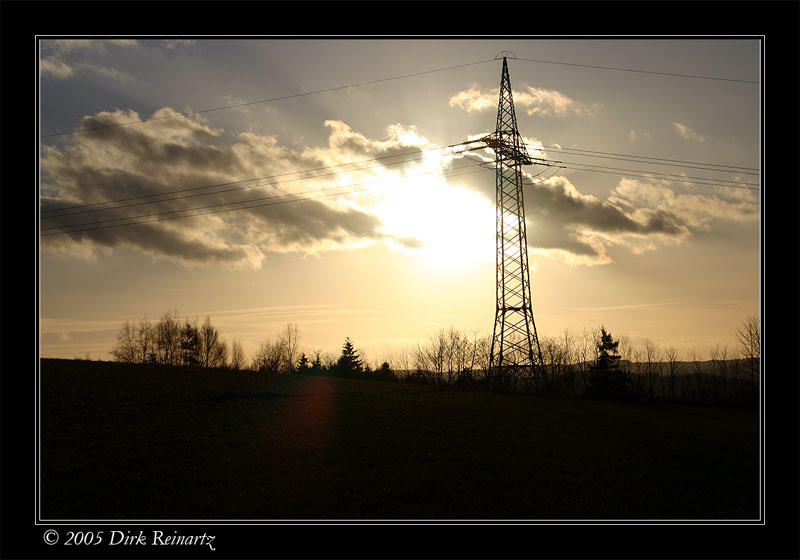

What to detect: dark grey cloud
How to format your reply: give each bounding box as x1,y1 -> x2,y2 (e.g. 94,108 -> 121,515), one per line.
40,165 -> 172,210
525,175 -> 684,235
391,236 -> 425,249
76,111 -> 241,177
523,175 -> 686,262
94,223 -> 253,263
245,198 -> 386,247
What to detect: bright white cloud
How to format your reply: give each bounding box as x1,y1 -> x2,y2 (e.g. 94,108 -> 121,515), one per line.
672,122 -> 705,143
517,86 -> 593,116
448,85 -> 497,112
449,84 -> 593,117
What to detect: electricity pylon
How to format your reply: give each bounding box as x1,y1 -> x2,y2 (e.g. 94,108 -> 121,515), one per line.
482,53 -> 545,392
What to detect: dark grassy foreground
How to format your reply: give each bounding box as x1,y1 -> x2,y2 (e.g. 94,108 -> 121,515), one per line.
40,359 -> 759,521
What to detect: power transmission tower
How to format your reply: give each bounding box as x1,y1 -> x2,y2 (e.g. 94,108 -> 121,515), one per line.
482,53 -> 545,392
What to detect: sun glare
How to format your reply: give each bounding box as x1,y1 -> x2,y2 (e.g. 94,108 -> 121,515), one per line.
374,175 -> 495,271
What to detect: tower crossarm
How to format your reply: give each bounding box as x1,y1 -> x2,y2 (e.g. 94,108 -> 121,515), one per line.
479,133 -> 549,168
480,133 -> 533,165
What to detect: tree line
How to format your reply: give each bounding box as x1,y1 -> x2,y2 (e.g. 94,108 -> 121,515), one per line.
251,325 -> 394,380
533,316 -> 760,406
111,311 -> 760,407
111,309 -> 246,369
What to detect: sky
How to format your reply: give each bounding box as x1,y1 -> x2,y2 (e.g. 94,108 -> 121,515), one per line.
38,37 -> 761,365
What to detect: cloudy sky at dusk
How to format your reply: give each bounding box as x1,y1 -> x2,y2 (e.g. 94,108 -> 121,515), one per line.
38,38 -> 761,364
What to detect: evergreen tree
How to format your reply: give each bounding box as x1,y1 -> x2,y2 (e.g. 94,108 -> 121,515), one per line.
179,320 -> 200,366
377,361 -> 394,380
588,327 -> 630,399
311,350 -> 323,374
336,337 -> 363,376
297,353 -> 311,374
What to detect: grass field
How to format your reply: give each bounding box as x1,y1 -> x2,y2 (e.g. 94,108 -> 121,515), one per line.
39,359 -> 759,521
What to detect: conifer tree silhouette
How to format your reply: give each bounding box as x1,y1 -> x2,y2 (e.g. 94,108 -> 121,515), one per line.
337,337 -> 363,376
588,327 -> 630,399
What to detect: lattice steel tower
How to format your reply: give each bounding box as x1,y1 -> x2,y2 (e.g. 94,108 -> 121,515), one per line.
483,53 -> 544,391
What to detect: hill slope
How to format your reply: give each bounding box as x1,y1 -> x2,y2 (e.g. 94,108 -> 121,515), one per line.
39,359 -> 759,520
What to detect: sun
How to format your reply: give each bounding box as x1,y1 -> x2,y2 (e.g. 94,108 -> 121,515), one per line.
374,174 -> 495,271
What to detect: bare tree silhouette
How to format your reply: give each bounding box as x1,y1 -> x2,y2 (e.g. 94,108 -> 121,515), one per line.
736,314 -> 760,403
229,339 -> 246,370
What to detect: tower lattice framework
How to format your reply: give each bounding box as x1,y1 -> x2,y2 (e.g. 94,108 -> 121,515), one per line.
483,55 -> 544,391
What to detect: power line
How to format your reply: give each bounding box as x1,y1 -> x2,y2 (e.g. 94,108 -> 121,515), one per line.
515,57 -> 759,85
41,142 -> 486,218
463,152 -> 562,180
42,140 -> 758,232
531,165 -> 566,184
533,144 -> 759,173
524,144 -> 760,176
41,135 -> 759,231
40,148 -> 757,238
40,54 -> 760,140
41,161 -> 498,236
39,59 -> 496,139
460,142 -> 762,185
549,159 -> 759,188
557,164 -> 759,191
467,144 -> 758,191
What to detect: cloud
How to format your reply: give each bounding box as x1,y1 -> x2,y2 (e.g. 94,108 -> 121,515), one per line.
451,129 -> 761,267
610,178 -> 759,230
390,236 -> 426,249
43,105 -> 751,270
44,39 -> 140,53
40,112 -> 428,268
516,86 -> 594,117
221,94 -> 261,114
521,174 -> 688,265
450,84 -> 593,117
39,39 -> 138,80
40,57 -> 74,78
672,122 -> 705,143
164,39 -> 197,49
448,86 -> 497,112
109,39 -> 140,48
39,59 -> 132,80
457,152 -> 680,263
629,129 -> 651,143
